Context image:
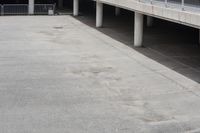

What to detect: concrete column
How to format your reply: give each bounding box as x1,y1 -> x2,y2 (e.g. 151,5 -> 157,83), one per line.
199,29 -> 200,44
58,0 -> 63,9
96,1 -> 103,27
28,0 -> 34,15
147,16 -> 153,27
134,12 -> 144,47
115,7 -> 120,16
73,0 -> 79,16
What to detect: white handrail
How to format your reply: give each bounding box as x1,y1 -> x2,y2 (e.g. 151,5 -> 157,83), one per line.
139,0 -> 200,12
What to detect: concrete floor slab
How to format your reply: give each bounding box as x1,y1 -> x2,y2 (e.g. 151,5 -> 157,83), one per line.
0,16 -> 200,133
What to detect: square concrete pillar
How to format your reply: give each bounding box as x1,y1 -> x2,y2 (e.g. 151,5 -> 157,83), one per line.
28,0 -> 34,15
96,1 -> 103,27
115,7 -> 120,16
73,0 -> 79,16
134,12 -> 144,47
147,16 -> 153,27
199,29 -> 200,44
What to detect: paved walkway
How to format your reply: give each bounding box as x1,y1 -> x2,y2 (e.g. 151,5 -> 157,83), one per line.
0,16 -> 200,133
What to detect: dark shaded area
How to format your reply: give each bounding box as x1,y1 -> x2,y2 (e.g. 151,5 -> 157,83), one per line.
0,0 -> 58,4
63,0 -> 93,10
74,2 -> 200,83
0,0 -> 28,4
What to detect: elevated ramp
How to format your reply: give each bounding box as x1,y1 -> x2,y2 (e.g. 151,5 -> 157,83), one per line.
95,0 -> 200,28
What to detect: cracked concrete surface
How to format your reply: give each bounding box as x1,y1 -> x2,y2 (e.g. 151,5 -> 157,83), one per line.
0,16 -> 200,133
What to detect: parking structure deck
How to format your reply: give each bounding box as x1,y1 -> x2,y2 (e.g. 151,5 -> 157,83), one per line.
0,16 -> 200,133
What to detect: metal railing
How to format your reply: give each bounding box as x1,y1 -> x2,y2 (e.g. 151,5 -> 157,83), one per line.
0,4 -> 56,16
34,4 -> 56,15
2,4 -> 28,15
139,0 -> 200,12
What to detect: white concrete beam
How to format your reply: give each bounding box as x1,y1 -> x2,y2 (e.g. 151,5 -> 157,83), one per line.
73,0 -> 79,16
58,0 -> 63,9
93,0 -> 200,29
28,0 -> 34,15
134,12 -> 144,47
115,7 -> 120,16
147,16 -> 153,27
96,1 -> 103,27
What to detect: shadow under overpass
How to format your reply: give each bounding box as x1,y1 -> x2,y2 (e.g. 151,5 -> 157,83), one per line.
73,4 -> 200,83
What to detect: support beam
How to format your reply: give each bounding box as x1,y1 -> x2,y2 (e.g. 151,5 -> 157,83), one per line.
115,7 -> 120,16
58,0 -> 63,9
73,0 -> 79,16
147,16 -> 153,27
134,12 -> 144,47
28,0 -> 34,15
96,1 -> 103,27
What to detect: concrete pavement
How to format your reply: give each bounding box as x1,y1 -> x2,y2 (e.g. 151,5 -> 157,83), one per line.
0,16 -> 200,133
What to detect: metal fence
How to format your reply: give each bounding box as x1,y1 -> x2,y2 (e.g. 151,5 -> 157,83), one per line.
0,4 -> 56,15
2,4 -> 28,15
34,4 -> 56,15
140,0 -> 200,12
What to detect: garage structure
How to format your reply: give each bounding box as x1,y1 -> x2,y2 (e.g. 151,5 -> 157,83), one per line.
72,0 -> 200,47
0,0 -> 199,49
0,1 -> 200,132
